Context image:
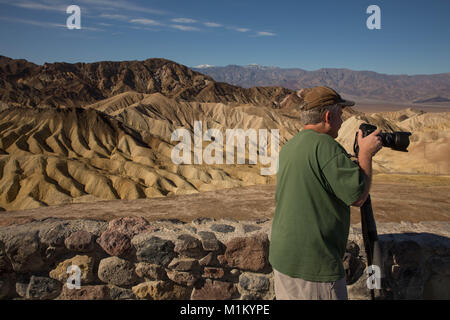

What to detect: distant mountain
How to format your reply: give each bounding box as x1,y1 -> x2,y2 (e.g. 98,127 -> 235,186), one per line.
0,56 -> 293,108
192,65 -> 450,104
413,96 -> 450,104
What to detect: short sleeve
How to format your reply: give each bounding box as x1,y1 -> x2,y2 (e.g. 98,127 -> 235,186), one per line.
320,153 -> 366,206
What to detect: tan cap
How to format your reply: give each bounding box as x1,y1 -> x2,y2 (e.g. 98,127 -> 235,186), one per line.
298,86 -> 355,111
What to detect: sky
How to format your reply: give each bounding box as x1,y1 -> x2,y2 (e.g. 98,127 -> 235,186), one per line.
0,0 -> 449,75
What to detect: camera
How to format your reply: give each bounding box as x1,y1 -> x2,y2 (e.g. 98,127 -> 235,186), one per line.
353,123 -> 412,155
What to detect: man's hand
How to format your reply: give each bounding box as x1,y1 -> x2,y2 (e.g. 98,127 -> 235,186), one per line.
351,129 -> 382,207
358,129 -> 383,157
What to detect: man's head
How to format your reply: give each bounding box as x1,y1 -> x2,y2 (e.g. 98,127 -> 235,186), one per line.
299,86 -> 355,138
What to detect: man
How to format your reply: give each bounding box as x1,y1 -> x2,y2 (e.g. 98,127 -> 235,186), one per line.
268,86 -> 382,300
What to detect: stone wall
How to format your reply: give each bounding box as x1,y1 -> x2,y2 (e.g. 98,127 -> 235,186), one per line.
0,217 -> 449,300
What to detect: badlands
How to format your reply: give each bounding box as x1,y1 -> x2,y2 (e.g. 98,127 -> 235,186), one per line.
0,56 -> 449,224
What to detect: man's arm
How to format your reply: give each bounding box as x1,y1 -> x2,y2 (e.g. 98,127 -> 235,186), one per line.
351,129 -> 382,207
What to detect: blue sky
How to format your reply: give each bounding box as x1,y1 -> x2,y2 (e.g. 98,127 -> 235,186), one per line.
0,0 -> 449,75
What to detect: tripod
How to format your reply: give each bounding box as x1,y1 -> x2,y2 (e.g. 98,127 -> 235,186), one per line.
360,193 -> 384,300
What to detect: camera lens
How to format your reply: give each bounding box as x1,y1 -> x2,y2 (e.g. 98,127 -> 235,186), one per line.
394,132 -> 411,150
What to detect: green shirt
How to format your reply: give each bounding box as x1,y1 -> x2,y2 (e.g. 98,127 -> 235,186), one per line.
269,129 -> 366,282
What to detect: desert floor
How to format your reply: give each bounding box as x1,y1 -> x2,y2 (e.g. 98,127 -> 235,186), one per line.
0,173 -> 448,227
354,103 -> 450,113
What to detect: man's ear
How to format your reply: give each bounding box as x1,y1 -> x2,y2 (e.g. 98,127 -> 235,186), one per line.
324,110 -> 332,124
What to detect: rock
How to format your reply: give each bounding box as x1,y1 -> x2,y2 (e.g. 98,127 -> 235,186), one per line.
211,224 -> 235,233
132,281 -> 164,300
3,230 -> 45,273
192,217 -> 216,225
255,218 -> 270,224
0,273 -> 14,299
57,284 -> 111,300
217,254 -> 227,265
132,281 -> 191,300
185,225 -> 197,234
108,285 -> 136,300
64,231 -> 95,252
429,256 -> 450,276
392,240 -> 423,266
97,230 -> 132,257
391,264 -> 401,280
132,235 -> 176,267
26,276 -> 62,300
38,221 -> 68,247
230,269 -> 241,277
15,279 -> 28,298
224,233 -> 269,272
135,262 -> 167,280
343,241 -> 365,285
174,234 -> 206,259
242,224 -> 261,233
203,267 -> 225,279
157,218 -> 185,225
0,240 -> 12,273
198,231 -> 221,252
347,271 -> 371,300
0,222 -> 65,273
239,272 -> 270,292
65,220 -> 108,237
166,270 -> 200,287
98,256 -> 140,287
240,293 -> 262,300
168,257 -> 200,271
44,246 -> 61,262
191,279 -> 238,300
423,274 -> 450,299
49,255 -> 95,285
108,217 -> 154,238
199,252 -> 220,267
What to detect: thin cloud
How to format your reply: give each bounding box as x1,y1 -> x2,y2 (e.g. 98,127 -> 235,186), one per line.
256,31 -> 276,36
81,26 -> 105,32
0,16 -> 65,28
77,0 -> 166,15
171,18 -> 197,24
204,22 -> 222,28
130,18 -> 161,26
170,24 -> 200,31
11,1 -> 66,12
227,26 -> 250,32
129,26 -> 159,32
99,13 -> 130,21
0,16 -> 104,31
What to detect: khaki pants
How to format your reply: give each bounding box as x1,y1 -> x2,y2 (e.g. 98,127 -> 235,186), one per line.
273,269 -> 348,300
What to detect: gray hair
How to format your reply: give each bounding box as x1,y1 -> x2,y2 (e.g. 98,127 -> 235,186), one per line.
302,104 -> 341,125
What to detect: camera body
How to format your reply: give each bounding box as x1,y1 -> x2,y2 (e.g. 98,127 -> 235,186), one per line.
353,123 -> 412,156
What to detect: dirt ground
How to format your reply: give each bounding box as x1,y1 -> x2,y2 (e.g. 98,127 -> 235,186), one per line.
0,174 -> 449,227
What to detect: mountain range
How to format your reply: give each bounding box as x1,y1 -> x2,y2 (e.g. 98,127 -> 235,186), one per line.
192,64 -> 450,105
0,56 -> 292,109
